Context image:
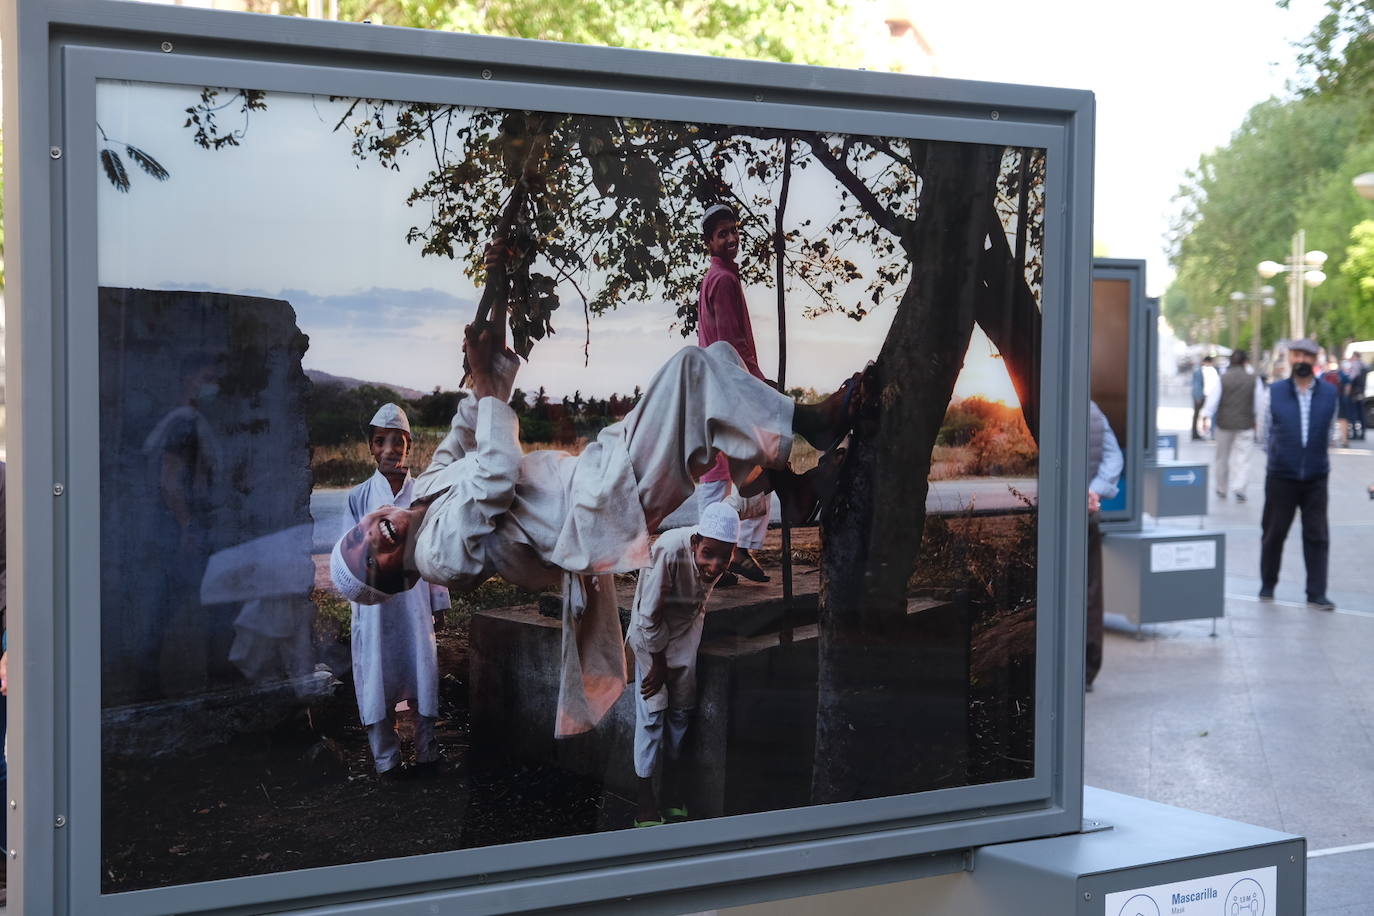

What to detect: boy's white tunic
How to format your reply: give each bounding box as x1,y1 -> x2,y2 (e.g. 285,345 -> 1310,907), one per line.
626,527 -> 715,714
408,342 -> 795,738
346,471 -> 449,725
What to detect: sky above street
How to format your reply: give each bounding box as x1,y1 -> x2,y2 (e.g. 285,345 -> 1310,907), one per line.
915,0 -> 1328,296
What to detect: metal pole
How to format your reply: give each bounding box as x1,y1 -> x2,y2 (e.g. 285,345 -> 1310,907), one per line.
1292,229 -> 1305,339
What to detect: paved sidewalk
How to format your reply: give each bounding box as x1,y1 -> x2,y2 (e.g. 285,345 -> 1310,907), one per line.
1085,381 -> 1374,916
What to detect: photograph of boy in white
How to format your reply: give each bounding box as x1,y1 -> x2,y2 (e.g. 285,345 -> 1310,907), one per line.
627,502 -> 739,827
342,404 -> 450,780
330,323 -> 857,737
696,203 -> 773,586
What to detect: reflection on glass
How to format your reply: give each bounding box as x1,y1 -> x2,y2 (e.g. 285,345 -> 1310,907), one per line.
97,80 -> 1044,891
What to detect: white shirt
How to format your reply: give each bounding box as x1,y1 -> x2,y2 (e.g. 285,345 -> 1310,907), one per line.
345,470 -> 449,724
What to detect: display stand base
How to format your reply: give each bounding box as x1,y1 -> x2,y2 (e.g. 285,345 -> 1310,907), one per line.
703,787 -> 1305,916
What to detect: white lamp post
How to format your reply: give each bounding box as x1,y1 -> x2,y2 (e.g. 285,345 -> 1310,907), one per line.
1257,229 -> 1326,340
1229,285 -> 1277,359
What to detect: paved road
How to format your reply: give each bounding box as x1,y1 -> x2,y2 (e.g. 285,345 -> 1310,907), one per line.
1086,378 -> 1374,916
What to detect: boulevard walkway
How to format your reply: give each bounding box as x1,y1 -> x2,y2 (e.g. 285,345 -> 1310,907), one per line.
1085,381 -> 1374,916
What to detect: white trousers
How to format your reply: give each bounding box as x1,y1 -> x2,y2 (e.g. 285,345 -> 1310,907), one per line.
1213,428 -> 1254,496
696,479 -> 769,550
633,661 -> 693,779
617,341 -> 795,533
367,709 -> 438,774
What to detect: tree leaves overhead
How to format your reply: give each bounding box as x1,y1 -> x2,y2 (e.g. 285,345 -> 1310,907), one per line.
330,97 -> 1040,361
126,145 -> 171,181
1165,3 -> 1374,348
100,148 -> 131,193
231,0 -> 868,69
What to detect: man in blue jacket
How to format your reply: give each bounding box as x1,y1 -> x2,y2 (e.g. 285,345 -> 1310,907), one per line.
1259,339 -> 1338,610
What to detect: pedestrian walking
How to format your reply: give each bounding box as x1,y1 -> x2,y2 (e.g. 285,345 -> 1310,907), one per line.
1202,349 -> 1264,502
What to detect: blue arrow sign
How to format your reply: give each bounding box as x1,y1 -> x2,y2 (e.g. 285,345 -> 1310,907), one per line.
1164,469 -> 1199,486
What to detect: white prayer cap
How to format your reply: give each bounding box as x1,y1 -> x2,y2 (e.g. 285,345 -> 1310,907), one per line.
369,403 -> 412,435
330,535 -> 392,606
696,501 -> 740,544
702,203 -> 736,234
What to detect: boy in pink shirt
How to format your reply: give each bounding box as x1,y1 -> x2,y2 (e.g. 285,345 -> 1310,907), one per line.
696,204 -> 771,585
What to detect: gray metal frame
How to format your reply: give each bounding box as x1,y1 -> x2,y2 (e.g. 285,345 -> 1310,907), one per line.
3,2 -> 1096,912
1092,258 -> 1148,531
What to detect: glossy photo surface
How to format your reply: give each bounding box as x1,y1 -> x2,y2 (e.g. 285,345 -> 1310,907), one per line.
96,79 -> 1045,891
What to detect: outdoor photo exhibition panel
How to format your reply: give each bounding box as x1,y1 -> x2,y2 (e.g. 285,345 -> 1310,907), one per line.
1091,260 -> 1147,527
5,2 -> 1093,913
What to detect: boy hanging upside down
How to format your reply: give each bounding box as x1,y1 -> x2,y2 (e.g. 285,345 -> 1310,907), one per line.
331,307 -> 859,737
627,502 -> 739,826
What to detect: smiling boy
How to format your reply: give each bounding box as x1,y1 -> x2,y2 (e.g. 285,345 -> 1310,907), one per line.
626,502 -> 739,826
341,404 -> 450,779
696,203 -> 771,585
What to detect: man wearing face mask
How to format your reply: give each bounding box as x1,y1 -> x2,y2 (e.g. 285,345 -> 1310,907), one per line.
1259,339 -> 1339,610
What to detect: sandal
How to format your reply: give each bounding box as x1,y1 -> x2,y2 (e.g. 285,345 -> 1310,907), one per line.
665,805 -> 689,822
632,817 -> 666,828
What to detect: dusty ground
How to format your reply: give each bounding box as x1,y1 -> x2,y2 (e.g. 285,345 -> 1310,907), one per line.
100,513 -> 1035,892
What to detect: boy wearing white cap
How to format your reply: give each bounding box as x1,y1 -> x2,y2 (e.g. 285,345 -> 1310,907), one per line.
340,403 -> 451,779
697,203 -> 771,585
626,502 -> 739,826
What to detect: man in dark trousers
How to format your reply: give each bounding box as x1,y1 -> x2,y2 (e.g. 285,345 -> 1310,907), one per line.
1086,401 -> 1122,691
1259,339 -> 1338,610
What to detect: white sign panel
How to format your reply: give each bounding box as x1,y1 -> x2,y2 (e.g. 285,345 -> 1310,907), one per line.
1104,864 -> 1277,916
1150,540 -> 1217,573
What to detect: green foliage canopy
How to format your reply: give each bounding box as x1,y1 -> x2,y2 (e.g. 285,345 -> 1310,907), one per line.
238,0 -> 868,68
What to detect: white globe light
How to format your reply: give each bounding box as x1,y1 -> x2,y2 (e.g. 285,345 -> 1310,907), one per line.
1259,285 -> 1275,295
1354,172 -> 1374,201
1230,291 -> 1246,301
1304,269 -> 1327,287
1257,260 -> 1283,278
1263,297 -> 1276,306
1305,250 -> 1328,267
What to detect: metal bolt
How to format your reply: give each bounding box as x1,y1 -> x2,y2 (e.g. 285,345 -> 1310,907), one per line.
49,146 -> 62,160
8,849 -> 16,859
754,93 -> 764,102
481,69 -> 493,80
1290,855 -> 1296,863
8,800 -> 15,810
1083,891 -> 1091,900
55,815 -> 66,828
160,41 -> 174,53
53,483 -> 64,496
990,110 -> 1000,121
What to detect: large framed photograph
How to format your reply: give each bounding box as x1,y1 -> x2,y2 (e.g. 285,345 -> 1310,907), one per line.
6,4 -> 1093,913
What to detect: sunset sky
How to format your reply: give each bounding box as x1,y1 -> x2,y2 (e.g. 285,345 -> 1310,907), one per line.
97,81 -> 1024,405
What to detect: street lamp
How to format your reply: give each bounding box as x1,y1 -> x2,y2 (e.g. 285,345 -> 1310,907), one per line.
1229,285 -> 1276,360
1257,229 -> 1326,340
1353,172 -> 1374,201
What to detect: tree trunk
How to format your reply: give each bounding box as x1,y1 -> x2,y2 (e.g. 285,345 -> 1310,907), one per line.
811,142 -> 1004,804
975,201 -> 1042,441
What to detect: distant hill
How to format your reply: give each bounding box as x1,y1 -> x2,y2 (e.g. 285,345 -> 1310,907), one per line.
305,369 -> 426,402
